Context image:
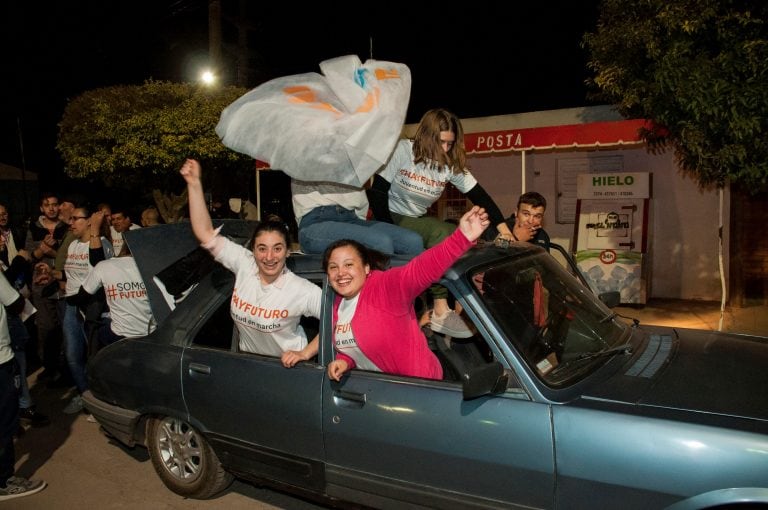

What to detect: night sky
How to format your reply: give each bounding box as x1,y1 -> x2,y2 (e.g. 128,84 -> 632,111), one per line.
0,0 -> 601,186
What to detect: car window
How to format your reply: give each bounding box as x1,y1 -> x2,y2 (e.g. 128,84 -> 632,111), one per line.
189,276 -> 323,357
472,251 -> 629,387
326,283 -> 518,392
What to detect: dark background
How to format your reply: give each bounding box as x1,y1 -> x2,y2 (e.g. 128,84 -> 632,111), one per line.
0,0 -> 601,200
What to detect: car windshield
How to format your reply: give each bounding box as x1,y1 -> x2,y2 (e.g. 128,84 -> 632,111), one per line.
470,251 -> 630,387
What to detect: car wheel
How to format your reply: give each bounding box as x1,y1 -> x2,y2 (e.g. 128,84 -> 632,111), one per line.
146,416 -> 234,499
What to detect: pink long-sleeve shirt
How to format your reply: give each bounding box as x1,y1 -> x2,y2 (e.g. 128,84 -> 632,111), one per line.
332,228 -> 473,379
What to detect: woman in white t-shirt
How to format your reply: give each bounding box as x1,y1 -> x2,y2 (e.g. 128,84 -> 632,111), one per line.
181,159 -> 321,367
370,108 -> 514,338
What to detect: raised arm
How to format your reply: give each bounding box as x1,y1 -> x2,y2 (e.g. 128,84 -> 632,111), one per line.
180,159 -> 216,244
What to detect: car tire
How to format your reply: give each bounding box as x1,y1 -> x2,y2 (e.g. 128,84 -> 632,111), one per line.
146,416 -> 234,499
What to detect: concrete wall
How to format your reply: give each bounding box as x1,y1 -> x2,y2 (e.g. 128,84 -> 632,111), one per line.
467,147 -> 726,301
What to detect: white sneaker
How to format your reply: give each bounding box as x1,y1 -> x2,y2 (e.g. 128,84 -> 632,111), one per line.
63,394 -> 83,414
430,310 -> 474,338
0,476 -> 47,501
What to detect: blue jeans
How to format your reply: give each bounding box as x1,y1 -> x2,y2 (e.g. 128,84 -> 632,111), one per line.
299,206 -> 424,255
62,302 -> 88,394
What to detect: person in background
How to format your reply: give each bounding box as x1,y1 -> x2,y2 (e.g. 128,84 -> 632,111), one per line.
371,108 -> 512,337
76,241 -> 155,346
0,215 -> 48,427
181,159 -> 322,367
292,179 -> 423,256
57,209 -> 113,414
324,206 -> 490,382
52,193 -> 85,282
24,193 -> 69,385
140,206 -> 162,227
483,191 -> 550,251
500,191 -> 550,251
109,205 -> 140,257
0,204 -> 25,270
0,272 -> 47,500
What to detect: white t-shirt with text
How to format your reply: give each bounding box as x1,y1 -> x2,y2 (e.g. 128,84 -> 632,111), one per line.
379,139 -> 478,217
212,237 -> 322,356
333,295 -> 379,371
82,256 -> 155,338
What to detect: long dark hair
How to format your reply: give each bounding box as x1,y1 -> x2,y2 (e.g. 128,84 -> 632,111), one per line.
322,239 -> 390,272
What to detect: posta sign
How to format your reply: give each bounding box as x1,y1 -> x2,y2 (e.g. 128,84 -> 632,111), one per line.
254,119 -> 650,169
464,119 -> 649,154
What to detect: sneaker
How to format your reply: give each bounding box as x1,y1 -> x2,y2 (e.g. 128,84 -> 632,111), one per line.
63,394 -> 84,414
19,407 -> 51,427
0,476 -> 47,501
430,310 -> 475,338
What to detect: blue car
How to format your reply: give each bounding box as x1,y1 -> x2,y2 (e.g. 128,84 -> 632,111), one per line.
84,220 -> 768,509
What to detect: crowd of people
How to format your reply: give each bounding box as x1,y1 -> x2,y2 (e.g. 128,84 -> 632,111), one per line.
0,196 -> 161,500
0,108 -> 552,502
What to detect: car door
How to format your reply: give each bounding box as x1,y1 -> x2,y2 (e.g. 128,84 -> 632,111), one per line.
180,281 -> 326,492
321,303 -> 555,510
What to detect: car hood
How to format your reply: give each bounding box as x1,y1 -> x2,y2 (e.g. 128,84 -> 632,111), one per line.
583,326 -> 768,422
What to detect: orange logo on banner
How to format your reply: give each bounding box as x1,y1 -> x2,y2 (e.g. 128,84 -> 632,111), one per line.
355,87 -> 381,113
283,86 -> 340,115
374,68 -> 400,80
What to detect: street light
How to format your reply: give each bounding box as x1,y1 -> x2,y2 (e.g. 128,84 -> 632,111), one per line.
200,69 -> 216,86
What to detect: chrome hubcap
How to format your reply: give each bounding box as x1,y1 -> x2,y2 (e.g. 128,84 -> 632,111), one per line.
156,417 -> 202,482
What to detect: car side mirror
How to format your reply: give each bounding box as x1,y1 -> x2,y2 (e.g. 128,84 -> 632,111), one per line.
462,361 -> 508,400
598,291 -> 621,308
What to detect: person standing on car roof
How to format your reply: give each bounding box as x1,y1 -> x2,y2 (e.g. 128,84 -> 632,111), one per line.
370,108 -> 513,339
324,205 -> 490,381
180,159 -> 321,367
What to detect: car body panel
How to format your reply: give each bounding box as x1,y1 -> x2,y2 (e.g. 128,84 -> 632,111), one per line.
88,337 -> 185,419
182,347 -> 326,489
553,402 -> 768,509
323,372 -> 554,508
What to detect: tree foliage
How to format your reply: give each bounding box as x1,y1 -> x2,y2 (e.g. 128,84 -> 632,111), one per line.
584,0 -> 768,190
57,80 -> 252,191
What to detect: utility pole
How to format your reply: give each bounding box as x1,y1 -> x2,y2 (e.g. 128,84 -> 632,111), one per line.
208,0 -> 222,76
235,0 -> 251,87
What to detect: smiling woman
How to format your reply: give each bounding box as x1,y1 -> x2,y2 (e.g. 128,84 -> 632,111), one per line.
322,206 -> 490,382
179,158 -> 323,366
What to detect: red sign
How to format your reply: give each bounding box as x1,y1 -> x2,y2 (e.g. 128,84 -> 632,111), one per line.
599,250 -> 617,264
464,119 -> 649,154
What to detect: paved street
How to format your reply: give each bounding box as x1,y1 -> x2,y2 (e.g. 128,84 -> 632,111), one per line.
11,370 -> 329,510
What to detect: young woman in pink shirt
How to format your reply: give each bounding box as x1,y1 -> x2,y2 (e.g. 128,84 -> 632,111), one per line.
323,206 -> 490,381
